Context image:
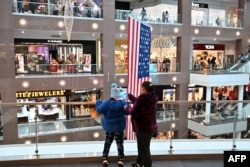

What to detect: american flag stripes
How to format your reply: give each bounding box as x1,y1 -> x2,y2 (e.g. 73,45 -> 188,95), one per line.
126,16 -> 151,140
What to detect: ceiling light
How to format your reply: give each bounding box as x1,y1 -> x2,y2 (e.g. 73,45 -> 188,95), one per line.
119,24 -> 126,31
92,23 -> 98,30
58,21 -> 64,28
194,28 -> 199,34
19,18 -> 27,26
93,79 -> 98,85
172,76 -> 177,82
173,27 -> 179,33
59,80 -> 66,86
119,78 -> 125,84
22,81 -> 29,88
216,30 -> 220,35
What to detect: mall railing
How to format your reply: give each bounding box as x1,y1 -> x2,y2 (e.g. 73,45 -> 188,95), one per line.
115,63 -> 180,74
12,1 -> 183,24
0,100 -> 249,138
191,16 -> 243,28
12,1 -> 103,19
15,63 -> 180,76
16,64 -> 103,75
191,62 -> 250,73
115,9 -> 181,24
0,100 -> 249,156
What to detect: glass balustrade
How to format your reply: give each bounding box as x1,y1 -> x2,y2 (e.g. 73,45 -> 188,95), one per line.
0,100 -> 249,140
12,1 -> 103,19
115,9 -> 181,24
16,64 -> 103,75
191,15 -> 243,28
12,1 -> 244,29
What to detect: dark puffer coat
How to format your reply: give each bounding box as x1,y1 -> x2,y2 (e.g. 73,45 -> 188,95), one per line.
126,92 -> 158,132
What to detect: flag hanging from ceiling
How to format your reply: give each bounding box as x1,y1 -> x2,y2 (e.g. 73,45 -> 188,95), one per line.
126,16 -> 151,140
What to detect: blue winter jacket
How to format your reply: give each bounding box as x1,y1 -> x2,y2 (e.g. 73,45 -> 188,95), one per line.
96,99 -> 128,132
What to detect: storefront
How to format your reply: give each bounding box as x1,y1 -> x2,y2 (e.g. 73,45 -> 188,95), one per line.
192,44 -> 225,70
191,2 -> 239,27
70,88 -> 101,118
16,90 -> 70,124
191,2 -> 209,26
14,39 -> 96,75
16,88 -> 101,124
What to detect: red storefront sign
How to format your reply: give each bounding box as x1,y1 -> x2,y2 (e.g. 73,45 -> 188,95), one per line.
193,44 -> 225,50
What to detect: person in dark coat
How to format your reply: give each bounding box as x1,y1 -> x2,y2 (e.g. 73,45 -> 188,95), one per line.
211,56 -> 216,70
96,83 -> 128,167
125,81 -> 158,167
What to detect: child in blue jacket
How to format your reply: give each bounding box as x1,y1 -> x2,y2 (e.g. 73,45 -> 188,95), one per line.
96,83 -> 128,167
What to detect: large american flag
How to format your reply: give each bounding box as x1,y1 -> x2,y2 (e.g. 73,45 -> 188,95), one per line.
126,16 -> 151,140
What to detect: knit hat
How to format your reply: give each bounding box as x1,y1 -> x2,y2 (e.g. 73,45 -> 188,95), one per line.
111,83 -> 122,100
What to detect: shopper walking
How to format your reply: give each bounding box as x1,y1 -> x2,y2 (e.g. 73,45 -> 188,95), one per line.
125,81 -> 158,167
140,7 -> 147,21
96,83 -> 128,167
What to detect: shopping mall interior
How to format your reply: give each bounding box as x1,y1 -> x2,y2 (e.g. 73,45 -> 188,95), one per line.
1,0 -> 250,166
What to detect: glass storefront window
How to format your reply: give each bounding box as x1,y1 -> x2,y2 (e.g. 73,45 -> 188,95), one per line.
14,40 -> 99,75
17,96 -> 67,124
70,89 -> 101,118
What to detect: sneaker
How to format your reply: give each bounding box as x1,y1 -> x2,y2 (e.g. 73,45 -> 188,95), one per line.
118,160 -> 124,167
102,160 -> 109,167
131,163 -> 140,167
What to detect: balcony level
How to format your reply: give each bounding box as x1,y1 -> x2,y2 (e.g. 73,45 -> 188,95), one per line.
190,71 -> 249,87
188,115 -> 247,137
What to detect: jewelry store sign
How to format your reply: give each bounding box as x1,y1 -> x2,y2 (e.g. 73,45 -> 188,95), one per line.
16,90 -> 67,99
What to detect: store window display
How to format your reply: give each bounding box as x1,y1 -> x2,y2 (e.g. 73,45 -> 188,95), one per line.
70,89 -> 100,118
193,44 -> 225,71
17,97 -> 66,124
14,41 -> 96,75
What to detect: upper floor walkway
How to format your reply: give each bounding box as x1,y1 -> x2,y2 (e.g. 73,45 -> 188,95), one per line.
12,0 -> 244,29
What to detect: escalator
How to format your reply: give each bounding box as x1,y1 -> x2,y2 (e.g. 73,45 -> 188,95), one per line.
228,45 -> 250,72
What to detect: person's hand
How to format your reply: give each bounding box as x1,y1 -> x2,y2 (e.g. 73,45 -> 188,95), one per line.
127,93 -> 133,100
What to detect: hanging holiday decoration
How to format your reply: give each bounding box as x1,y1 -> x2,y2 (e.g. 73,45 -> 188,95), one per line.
63,0 -> 74,41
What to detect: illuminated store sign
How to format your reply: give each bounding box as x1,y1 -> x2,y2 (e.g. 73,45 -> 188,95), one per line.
47,40 -> 63,43
192,2 -> 208,8
193,44 -> 225,50
16,90 -> 66,98
205,45 -> 215,49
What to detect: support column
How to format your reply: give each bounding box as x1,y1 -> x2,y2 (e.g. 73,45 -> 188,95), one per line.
101,1 -> 116,99
0,0 -> 18,144
205,86 -> 211,123
237,85 -> 244,119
